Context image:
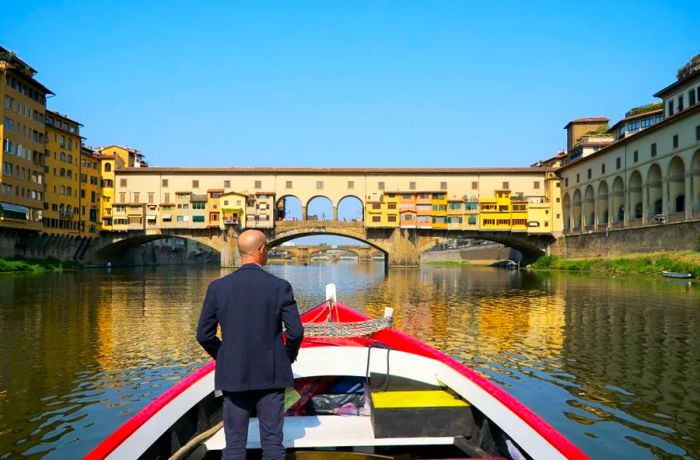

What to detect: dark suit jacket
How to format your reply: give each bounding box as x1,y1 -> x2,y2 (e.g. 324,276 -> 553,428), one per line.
196,264 -> 304,392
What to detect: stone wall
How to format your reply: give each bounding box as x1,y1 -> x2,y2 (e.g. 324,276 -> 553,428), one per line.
421,244 -> 521,264
551,220 -> 700,258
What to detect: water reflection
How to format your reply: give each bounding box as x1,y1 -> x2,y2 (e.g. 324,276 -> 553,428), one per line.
0,263 -> 698,459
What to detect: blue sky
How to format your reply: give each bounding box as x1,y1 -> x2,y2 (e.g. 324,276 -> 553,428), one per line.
2,1 -> 698,170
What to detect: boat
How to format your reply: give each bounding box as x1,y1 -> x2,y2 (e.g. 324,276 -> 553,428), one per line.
661,270 -> 693,279
85,284 -> 590,460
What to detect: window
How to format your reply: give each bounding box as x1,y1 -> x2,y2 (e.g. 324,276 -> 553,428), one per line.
119,192 -> 126,202
533,181 -> 540,189
388,215 -> 397,222
616,157 -> 621,169
371,203 -> 381,209
316,181 -> 323,190
409,181 -> 416,190
678,95 -> 684,111
502,181 -> 509,189
440,181 -> 447,190
255,180 -> 262,189
192,180 -> 199,188
347,181 -> 354,189
633,150 -> 638,162
690,89 -> 697,107
565,178 -> 569,187
133,192 -> 140,203
576,173 -> 580,183
193,215 -> 205,223
471,181 -> 478,190
372,216 -> 381,223
673,134 -> 679,148
668,100 -> 674,116
601,164 -> 606,174
164,193 -> 170,203
120,178 -> 127,187
378,181 -> 385,190
388,202 -> 396,209
104,162 -> 112,172
587,169 -> 591,180
696,125 -> 700,141
148,192 -> 154,204
286,180 -> 292,189
162,179 -> 168,187
651,143 -> 657,157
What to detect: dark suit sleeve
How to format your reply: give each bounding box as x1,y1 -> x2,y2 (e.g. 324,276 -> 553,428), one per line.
281,282 -> 304,363
196,283 -> 221,359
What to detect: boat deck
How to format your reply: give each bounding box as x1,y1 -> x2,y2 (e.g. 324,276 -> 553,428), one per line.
205,415 -> 458,450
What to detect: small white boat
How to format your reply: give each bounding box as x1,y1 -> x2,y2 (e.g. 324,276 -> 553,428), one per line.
85,285 -> 589,460
661,270 -> 693,279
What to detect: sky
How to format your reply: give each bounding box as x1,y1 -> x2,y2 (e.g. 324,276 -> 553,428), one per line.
2,1 -> 699,171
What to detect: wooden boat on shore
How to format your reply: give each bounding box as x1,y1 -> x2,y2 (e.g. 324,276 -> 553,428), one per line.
85,285 -> 589,460
661,270 -> 693,279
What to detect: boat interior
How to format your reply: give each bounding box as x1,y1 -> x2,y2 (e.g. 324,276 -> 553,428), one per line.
143,371 -> 528,460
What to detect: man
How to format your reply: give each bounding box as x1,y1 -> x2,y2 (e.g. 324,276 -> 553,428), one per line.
197,229 -> 304,459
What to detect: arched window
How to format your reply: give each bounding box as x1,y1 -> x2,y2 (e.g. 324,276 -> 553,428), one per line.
104,162 -> 112,172
60,168 -> 65,177
67,154 -> 72,164
60,185 -> 65,195
67,186 -> 72,196
66,170 -> 72,178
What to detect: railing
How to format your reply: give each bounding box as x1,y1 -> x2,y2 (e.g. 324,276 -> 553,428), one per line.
275,220 -> 364,231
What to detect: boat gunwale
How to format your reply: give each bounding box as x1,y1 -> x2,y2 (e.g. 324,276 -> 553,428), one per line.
84,302 -> 590,460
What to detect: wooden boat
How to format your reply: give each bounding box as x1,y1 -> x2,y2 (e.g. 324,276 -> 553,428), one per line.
661,270 -> 693,279
85,285 -> 590,460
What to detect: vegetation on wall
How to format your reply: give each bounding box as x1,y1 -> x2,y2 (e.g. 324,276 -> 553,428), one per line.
531,253 -> 700,278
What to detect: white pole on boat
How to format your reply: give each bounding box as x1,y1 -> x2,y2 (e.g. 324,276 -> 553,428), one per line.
325,283 -> 337,322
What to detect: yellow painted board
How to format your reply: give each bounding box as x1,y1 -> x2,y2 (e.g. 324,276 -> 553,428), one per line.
371,390 -> 469,409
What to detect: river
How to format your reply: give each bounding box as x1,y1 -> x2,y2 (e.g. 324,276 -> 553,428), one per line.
0,262 -> 698,459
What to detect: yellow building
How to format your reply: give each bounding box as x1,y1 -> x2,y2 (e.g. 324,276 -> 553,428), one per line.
79,146 -> 101,236
479,190 -> 515,231
430,192 -> 448,229
43,111 -> 82,234
220,191 -> 247,227
95,145 -> 146,230
0,46 -> 52,231
365,192 -> 399,227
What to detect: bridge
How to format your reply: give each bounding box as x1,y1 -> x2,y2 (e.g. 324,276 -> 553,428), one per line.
270,244 -> 383,262
83,218 -> 557,270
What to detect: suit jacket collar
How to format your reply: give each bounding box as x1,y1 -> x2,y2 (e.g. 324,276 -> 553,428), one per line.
238,263 -> 264,271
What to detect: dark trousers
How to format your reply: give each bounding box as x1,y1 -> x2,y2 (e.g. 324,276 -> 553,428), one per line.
222,388 -> 285,460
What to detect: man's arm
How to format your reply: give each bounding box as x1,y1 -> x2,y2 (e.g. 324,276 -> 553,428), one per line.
196,283 -> 221,359
281,282 -> 304,363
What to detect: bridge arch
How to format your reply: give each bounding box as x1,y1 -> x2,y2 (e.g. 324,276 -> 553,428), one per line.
337,195 -> 364,222
583,185 -> 595,227
572,189 -> 582,229
276,194 -> 303,221
306,195 -> 334,221
92,231 -> 225,263
562,192 -> 571,230
611,176 -> 625,222
267,226 -> 389,259
629,170 -> 643,219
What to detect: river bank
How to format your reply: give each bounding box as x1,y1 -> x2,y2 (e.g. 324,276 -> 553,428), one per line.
0,257 -> 82,273
530,251 -> 700,277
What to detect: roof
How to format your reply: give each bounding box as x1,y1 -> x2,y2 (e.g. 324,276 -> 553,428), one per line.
609,108 -> 664,130
558,102 -> 700,172
0,46 -> 54,95
117,166 -> 552,175
654,54 -> 700,98
563,117 -> 609,129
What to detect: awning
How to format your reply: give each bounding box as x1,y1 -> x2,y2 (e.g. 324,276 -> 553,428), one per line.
0,202 -> 29,214
161,215 -> 172,219
147,215 -> 157,220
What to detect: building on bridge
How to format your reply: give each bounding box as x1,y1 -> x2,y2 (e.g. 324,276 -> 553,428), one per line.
558,54 -> 700,232
107,167 -> 562,235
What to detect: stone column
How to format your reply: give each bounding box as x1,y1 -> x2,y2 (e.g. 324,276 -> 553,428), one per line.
220,231 -> 239,268
301,206 -> 308,220
685,172 -> 693,220
642,184 -> 649,225
608,193 -> 614,227
662,179 -> 669,216
332,206 -> 338,221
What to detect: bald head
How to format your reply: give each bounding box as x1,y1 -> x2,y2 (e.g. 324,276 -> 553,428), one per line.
238,229 -> 268,265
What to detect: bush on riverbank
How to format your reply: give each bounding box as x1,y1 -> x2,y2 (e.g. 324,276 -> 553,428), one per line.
531,254 -> 700,277
0,257 -> 82,273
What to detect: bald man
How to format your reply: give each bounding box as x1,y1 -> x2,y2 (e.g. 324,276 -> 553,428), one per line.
197,229 -> 304,460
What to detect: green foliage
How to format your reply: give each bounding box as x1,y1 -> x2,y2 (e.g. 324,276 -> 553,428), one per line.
531,253 -> 700,278
626,102 -> 664,117
0,257 -> 82,273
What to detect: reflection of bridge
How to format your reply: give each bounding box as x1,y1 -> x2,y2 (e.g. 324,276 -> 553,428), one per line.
84,219 -> 556,268
271,244 -> 383,262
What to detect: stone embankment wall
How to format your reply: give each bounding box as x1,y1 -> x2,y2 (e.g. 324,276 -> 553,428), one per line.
0,230 -> 87,260
421,244 -> 521,264
550,220 -> 700,258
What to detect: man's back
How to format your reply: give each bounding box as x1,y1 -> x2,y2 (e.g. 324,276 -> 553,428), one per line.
196,264 -> 304,392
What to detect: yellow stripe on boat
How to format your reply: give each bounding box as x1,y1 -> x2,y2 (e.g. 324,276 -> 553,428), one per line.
371,390 -> 469,408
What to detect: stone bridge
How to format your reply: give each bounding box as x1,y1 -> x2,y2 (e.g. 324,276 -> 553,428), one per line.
271,244 -> 384,262
83,219 -> 556,268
